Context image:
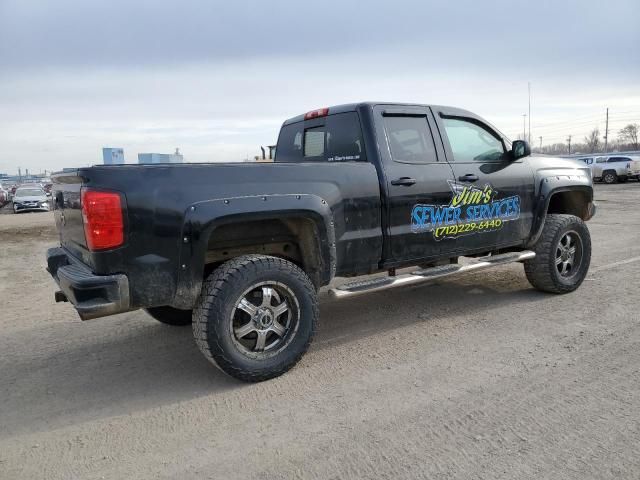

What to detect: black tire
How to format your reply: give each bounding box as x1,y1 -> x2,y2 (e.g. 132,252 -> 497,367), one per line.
525,214 -> 591,294
145,306 -> 193,326
193,255 -> 318,382
602,170 -> 618,184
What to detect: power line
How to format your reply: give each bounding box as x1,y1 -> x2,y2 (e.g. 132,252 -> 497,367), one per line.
530,111 -> 640,130
533,117 -> 636,134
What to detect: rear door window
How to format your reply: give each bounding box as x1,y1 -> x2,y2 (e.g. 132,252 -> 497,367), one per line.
383,116 -> 437,163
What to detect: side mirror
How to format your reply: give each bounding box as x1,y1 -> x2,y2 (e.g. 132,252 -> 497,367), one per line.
511,140 -> 531,160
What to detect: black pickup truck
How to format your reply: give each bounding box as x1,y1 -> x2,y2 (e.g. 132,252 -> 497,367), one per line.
47,102 -> 596,381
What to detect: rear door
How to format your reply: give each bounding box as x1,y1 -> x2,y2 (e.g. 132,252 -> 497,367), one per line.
373,105 -> 458,263
431,107 -> 535,252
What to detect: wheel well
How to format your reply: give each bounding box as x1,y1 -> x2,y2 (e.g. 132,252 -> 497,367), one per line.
547,190 -> 591,219
204,217 -> 324,287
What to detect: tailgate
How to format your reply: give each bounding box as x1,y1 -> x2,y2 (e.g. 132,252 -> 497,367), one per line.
51,170 -> 87,257
631,160 -> 640,175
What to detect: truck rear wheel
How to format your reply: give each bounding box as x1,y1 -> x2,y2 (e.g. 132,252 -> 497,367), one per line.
602,170 -> 618,184
525,214 -> 591,294
193,255 -> 318,382
145,306 -> 193,326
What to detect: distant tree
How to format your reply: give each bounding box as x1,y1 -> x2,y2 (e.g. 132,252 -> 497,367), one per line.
539,142 -> 569,155
584,128 -> 600,153
618,123 -> 639,150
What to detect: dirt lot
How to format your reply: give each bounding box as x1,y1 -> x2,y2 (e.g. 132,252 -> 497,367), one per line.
0,183 -> 639,479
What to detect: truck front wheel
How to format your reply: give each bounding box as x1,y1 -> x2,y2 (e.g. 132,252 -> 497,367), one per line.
525,214 -> 591,294
193,255 -> 318,382
145,306 -> 193,326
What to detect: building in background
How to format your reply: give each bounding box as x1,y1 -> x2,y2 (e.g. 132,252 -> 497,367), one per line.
138,148 -> 183,164
102,147 -> 125,165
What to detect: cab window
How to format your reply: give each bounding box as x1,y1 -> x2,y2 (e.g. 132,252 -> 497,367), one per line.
442,117 -> 505,162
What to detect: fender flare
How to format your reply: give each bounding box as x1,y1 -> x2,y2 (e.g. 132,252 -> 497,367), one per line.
526,174 -> 593,248
172,193 -> 336,309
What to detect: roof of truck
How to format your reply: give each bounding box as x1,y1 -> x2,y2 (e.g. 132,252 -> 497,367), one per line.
281,102 -> 476,126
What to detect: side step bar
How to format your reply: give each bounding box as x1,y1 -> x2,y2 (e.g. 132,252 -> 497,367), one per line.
328,251 -> 535,299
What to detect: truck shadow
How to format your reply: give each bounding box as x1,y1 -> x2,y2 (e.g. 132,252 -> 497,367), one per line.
0,268 -> 553,438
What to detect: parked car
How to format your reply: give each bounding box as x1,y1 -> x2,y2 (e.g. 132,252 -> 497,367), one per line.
0,185 -> 8,205
46,101 -> 596,382
592,155 -> 640,183
12,186 -> 50,213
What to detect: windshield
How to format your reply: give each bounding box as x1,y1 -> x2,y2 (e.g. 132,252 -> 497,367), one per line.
15,189 -> 45,197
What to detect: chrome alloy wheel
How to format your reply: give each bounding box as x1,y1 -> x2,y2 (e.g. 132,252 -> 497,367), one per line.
555,231 -> 583,278
230,281 -> 300,358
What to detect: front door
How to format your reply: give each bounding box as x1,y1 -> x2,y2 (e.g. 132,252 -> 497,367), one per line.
373,105 -> 458,263
431,107 -> 535,253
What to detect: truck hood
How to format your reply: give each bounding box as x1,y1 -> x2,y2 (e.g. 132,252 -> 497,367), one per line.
526,154 -> 592,177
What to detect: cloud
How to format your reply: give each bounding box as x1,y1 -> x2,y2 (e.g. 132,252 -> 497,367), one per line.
2,0 -> 639,71
0,0 -> 639,172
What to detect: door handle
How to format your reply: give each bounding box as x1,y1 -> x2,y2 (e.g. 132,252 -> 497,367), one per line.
457,174 -> 479,182
390,177 -> 417,186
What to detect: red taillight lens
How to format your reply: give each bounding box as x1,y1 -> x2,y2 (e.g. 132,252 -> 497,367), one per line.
304,107 -> 329,120
81,189 -> 124,251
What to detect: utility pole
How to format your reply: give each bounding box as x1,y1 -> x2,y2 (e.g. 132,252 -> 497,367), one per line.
603,107 -> 609,153
522,114 -> 527,141
528,82 -> 531,144
567,135 -> 572,154
539,136 -> 543,150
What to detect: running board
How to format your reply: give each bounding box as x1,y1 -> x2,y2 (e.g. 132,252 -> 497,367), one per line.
328,251 -> 536,299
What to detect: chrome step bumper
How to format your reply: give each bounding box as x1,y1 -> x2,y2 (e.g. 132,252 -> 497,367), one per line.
328,251 -> 536,299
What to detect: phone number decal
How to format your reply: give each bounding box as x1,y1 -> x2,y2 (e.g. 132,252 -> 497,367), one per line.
434,219 -> 503,240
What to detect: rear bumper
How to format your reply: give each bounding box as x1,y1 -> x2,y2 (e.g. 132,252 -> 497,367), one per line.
46,247 -> 130,320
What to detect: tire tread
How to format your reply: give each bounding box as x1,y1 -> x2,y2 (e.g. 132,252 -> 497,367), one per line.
192,255 -> 318,382
525,214 -> 591,294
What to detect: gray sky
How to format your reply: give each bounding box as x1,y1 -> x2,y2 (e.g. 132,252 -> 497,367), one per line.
1,0 -> 639,173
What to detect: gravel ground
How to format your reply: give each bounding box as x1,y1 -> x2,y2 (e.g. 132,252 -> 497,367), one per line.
0,183 -> 639,479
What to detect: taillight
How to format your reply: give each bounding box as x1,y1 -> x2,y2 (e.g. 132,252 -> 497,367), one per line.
304,107 -> 329,120
81,189 -> 124,251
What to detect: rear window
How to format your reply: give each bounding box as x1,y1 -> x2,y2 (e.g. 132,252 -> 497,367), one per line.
275,112 -> 366,163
